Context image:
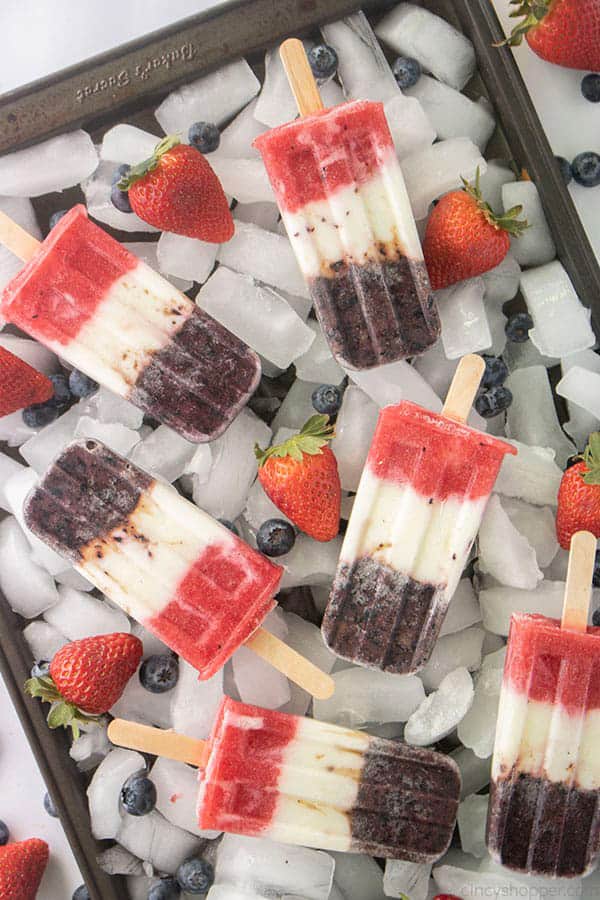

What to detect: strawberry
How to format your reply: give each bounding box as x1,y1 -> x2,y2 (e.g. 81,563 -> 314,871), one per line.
0,347 -> 54,418
502,0 -> 600,71
556,433 -> 600,550
119,135 -> 234,242
0,838 -> 49,900
25,633 -> 142,738
255,415 -> 341,542
423,171 -> 528,291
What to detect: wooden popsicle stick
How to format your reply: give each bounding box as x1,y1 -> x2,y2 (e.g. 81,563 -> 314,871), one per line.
108,719 -> 209,767
441,354 -> 486,424
0,209 -> 41,262
246,626 -> 334,699
279,38 -> 324,117
561,530 -> 597,633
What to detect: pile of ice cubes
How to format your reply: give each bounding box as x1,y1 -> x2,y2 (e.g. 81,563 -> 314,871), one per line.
0,2 -> 598,897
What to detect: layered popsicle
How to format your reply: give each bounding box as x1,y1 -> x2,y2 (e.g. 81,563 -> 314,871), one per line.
254,100 -> 439,370
322,400 -> 516,673
0,205 -> 260,442
487,612 -> 600,877
198,697 -> 461,859
24,440 -> 281,679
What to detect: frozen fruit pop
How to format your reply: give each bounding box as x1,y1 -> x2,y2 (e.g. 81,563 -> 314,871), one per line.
24,440 -> 334,697
322,355 -> 517,674
108,696 -> 460,860
0,205 -> 260,442
253,39 -> 439,371
487,531 -> 600,878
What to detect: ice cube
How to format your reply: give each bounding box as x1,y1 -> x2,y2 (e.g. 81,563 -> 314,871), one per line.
0,333 -> 57,375
0,451 -> 25,512
322,12 -> 399,103
130,622 -> 171,658
209,156 -> 275,204
0,130 -> 98,196
502,181 -> 556,267
440,579 -> 482,636
557,366 -> 600,425
376,3 -> 476,90
420,626 -> 485,692
451,746 -> 491,799
402,139 -> 486,220
44,584 -> 129,640
405,667 -> 474,746
234,201 -> 280,234
279,534 -> 343,589
482,252 -> 521,304
151,756 -> 219,838
0,197 -> 42,291
413,342 -> 460,401
156,59 -> 260,133
506,366 -> 574,468
100,124 -> 160,164
83,387 -> 144,429
192,407 -> 270,520
436,277 -> 491,359
54,566 -> 94,592
478,495 -> 543,590
279,612 -> 337,717
433,864 -> 556,899
19,403 -> 85,473
87,747 -> 145,840
130,425 -> 196,482
332,851 -> 387,900
23,620 -> 68,661
350,358 -> 440,410
171,660 -> 224,741
254,46 -> 306,128
74,416 -> 140,456
97,845 -> 144,877
214,834 -> 334,900
457,795 -> 489,858
521,261 -> 595,358
457,647 -> 505,759
294,321 -> 345,384
483,299 -> 507,359
493,439 -> 562,507
232,608 -> 291,709
406,76 -> 495,150
117,810 -> 203,875
501,497 -> 558,568
110,662 -> 173,730
155,231 -> 218,285
123,241 -> 192,293
215,99 -> 266,159
198,267 -> 313,369
313,667 -> 425,727
479,580 -> 566,635
331,386 -> 379,491
0,515 -> 59,616
384,860 -> 432,900
185,443 -> 213,484
271,379 -> 319,433
478,161 -> 517,215
560,350 -> 600,450
218,220 -> 308,299
81,160 -> 158,232
383,94 -> 436,160
70,721 -> 111,771
244,479 -> 291,530
502,338 -> 560,374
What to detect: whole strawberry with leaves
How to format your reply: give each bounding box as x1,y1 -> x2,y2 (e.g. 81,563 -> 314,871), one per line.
0,838 -> 49,900
556,432 -> 600,550
25,632 -> 142,738
423,170 -> 528,291
502,0 -> 600,71
255,415 -> 341,542
118,135 -> 234,241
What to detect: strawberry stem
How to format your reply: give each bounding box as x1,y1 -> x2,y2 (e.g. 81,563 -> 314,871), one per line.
117,134 -> 181,191
494,0 -> 551,47
25,675 -> 103,741
461,168 -> 529,238
582,432 -> 600,486
255,414 -> 335,467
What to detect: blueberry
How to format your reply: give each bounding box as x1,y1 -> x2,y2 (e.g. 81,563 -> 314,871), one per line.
475,386 -> 513,418
0,821 -> 9,846
555,155 -> 573,186
593,550 -> 600,589
31,659 -> 50,678
307,44 -> 338,80
22,402 -> 62,428
481,355 -> 508,389
111,163 -> 131,185
392,56 -> 422,89
148,877 -> 180,900
256,519 -> 296,557
44,791 -> 58,817
139,654 -> 179,693
110,183 -> 133,213
68,369 -> 99,399
188,121 -> 220,154
72,886 -> 91,900
218,518 -> 239,536
505,312 -> 534,343
571,151 -> 600,188
176,857 -> 214,894
120,773 -> 157,816
49,373 -> 72,406
49,209 -> 68,230
312,384 -> 342,416
581,73 -> 600,103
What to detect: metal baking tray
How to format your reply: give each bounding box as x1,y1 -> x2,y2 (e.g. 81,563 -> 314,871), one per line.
1,1 -> 599,897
